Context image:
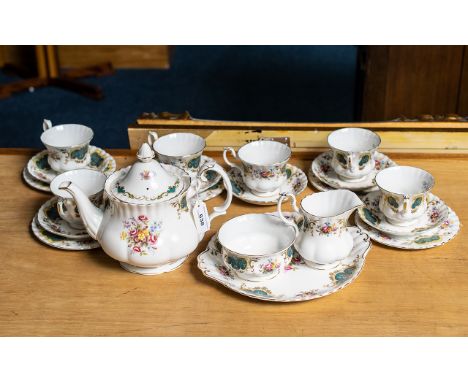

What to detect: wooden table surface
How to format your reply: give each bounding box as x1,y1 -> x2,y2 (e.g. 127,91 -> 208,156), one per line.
1,149 -> 467,336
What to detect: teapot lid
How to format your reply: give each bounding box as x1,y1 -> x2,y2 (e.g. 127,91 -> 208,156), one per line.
110,143 -> 184,204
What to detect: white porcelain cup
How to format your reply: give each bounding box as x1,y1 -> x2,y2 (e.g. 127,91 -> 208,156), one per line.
50,169 -> 107,229
328,128 -> 381,182
148,132 -> 206,176
375,166 -> 435,227
41,119 -> 94,173
223,140 -> 291,196
218,214 -> 296,282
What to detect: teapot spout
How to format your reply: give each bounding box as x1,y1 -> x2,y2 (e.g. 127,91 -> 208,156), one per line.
59,181 -> 104,240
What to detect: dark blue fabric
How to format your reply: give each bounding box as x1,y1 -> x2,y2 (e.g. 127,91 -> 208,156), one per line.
0,46 -> 358,148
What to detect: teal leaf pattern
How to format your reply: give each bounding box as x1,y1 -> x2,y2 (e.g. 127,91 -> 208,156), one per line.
412,197 -> 423,210
226,255 -> 247,270
70,145 -> 88,160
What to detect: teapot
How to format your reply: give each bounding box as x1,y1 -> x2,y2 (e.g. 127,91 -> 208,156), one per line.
59,142 -> 233,275
277,190 -> 363,269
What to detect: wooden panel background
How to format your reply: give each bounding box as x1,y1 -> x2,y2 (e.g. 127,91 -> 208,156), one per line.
57,46 -> 170,69
458,47 -> 468,116
129,115 -> 468,154
361,46 -> 467,121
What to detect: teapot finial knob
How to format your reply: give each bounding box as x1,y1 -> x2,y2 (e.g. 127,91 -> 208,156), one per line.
137,143 -> 155,163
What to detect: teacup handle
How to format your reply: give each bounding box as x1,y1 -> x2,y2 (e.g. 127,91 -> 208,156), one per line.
223,147 -> 244,176
147,131 -> 159,149
43,119 -> 52,131
56,198 -> 72,221
277,192 -> 300,238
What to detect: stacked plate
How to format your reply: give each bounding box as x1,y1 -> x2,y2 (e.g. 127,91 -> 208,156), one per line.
31,197 -> 100,250
23,146 -> 116,193
355,191 -> 460,250
308,151 -> 397,193
24,143 -> 116,250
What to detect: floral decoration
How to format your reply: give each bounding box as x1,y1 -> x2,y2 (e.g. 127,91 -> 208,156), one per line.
120,215 -> 162,256
319,222 -> 340,235
140,170 -> 154,180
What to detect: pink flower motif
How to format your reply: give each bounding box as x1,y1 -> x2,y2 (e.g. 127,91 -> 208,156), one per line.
133,246 -> 141,253
140,170 -> 154,180
148,235 -> 157,245
138,215 -> 148,222
129,229 -> 138,236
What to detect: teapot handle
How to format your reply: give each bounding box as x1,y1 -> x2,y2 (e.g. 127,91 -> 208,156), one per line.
202,162 -> 233,222
43,119 -> 52,131
277,192 -> 300,238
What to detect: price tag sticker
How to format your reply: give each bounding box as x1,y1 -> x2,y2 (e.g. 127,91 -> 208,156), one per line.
192,199 -> 210,234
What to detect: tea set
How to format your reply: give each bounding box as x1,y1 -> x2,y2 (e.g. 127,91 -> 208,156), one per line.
25,121 -> 460,302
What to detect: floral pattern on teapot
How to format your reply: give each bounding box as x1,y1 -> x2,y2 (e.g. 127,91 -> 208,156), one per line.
120,215 -> 163,256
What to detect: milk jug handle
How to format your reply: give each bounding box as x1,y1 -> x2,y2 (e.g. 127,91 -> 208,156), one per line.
277,192 -> 300,238
223,147 -> 244,176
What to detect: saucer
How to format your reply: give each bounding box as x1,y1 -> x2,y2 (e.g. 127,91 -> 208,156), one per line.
358,191 -> 449,236
228,164 -> 307,206
27,146 -> 116,183
197,223 -> 371,302
37,197 -> 91,239
199,155 -> 222,191
311,151 -> 397,191
307,167 -> 334,192
22,167 -> 51,192
199,178 -> 224,201
31,216 -> 100,250
355,207 -> 460,250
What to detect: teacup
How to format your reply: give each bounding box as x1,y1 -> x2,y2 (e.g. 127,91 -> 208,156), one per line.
328,128 -> 381,182
223,140 -> 291,196
50,169 -> 107,229
218,214 -> 296,281
375,166 -> 435,227
149,132 -> 205,176
41,119 -> 94,173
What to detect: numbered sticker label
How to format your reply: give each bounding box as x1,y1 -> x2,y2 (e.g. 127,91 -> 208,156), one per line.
192,200 -> 210,234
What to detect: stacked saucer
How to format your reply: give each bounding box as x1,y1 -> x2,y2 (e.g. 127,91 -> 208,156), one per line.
24,145 -> 116,193
308,150 -> 397,193
355,167 -> 460,249
32,197 -> 100,250
308,128 -> 397,193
